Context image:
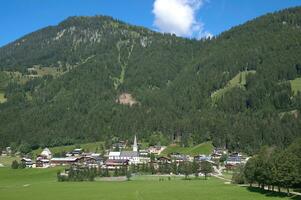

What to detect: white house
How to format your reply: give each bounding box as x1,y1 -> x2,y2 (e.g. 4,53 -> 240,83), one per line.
108,151 -> 121,160
148,146 -> 166,155
40,148 -> 52,159
21,158 -> 33,168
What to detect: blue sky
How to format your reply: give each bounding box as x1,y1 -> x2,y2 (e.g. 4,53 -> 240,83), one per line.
0,0 -> 301,47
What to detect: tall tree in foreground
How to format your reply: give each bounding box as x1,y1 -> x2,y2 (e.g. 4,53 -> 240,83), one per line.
200,161 -> 213,180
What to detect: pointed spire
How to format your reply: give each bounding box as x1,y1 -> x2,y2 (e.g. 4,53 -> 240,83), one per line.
133,135 -> 138,152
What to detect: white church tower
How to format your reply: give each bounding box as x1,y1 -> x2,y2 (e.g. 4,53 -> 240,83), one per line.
133,135 -> 138,152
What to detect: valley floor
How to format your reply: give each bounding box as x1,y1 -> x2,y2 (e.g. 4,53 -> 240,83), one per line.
0,168 -> 299,200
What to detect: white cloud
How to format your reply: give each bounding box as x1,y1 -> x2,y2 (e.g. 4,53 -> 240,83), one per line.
152,0 -> 212,39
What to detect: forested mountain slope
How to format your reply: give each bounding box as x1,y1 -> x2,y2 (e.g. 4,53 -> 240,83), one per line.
0,7 -> 301,154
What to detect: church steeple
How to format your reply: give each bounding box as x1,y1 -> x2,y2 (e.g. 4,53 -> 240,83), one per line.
133,135 -> 138,152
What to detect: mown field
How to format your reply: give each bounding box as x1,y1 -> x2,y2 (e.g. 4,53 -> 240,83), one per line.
0,168 -> 298,200
161,142 -> 214,156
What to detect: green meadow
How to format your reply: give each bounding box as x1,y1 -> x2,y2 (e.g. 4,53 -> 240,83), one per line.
161,142 -> 214,156
0,168 -> 297,200
0,91 -> 6,103
290,78 -> 301,95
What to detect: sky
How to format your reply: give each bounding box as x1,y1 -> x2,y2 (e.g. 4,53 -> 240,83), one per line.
0,0 -> 301,47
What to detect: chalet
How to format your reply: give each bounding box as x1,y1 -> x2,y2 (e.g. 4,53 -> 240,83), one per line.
194,155 -> 211,162
148,146 -> 166,155
139,150 -> 149,157
40,148 -> 52,159
214,148 -> 227,155
170,153 -> 190,162
157,156 -> 171,164
65,148 -> 83,157
50,157 -> 79,166
72,148 -> 83,156
225,153 -> 248,165
105,159 -> 129,169
211,152 -> 222,160
21,158 -> 33,168
36,159 -> 50,168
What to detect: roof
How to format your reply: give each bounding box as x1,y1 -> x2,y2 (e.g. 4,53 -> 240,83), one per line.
41,148 -> 52,155
73,148 -> 82,152
109,151 -> 120,157
37,159 -> 49,162
157,156 -> 171,160
120,151 -> 138,157
51,157 -> 78,162
105,159 -> 129,165
91,153 -> 101,157
21,158 -> 32,162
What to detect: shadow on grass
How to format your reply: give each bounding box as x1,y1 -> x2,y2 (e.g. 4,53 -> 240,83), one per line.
246,186 -> 300,200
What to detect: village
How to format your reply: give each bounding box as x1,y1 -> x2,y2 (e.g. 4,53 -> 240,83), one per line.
1,136 -> 250,180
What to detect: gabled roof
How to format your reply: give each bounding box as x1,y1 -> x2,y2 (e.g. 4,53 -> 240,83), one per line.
41,148 -> 52,155
21,158 -> 32,162
109,151 -> 120,157
51,157 -> 78,162
120,151 -> 138,157
105,159 -> 128,165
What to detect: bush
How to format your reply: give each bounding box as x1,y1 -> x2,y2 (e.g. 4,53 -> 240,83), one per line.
11,160 -> 19,169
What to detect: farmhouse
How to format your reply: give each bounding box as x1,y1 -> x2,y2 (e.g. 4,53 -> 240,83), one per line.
36,159 -> 50,168
194,155 -> 211,162
170,153 -> 191,162
105,159 -> 129,169
21,158 -> 33,168
40,148 -> 52,159
50,157 -> 80,166
157,156 -> 171,164
148,145 -> 166,155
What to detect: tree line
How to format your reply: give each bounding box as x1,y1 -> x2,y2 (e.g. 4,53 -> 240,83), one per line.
57,160 -> 214,182
232,139 -> 301,195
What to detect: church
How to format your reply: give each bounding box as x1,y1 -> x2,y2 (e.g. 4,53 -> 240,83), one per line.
108,135 -> 141,164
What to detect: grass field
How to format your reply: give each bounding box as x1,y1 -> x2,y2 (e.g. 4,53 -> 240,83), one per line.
161,142 -> 214,156
33,141 -> 104,156
0,168 -> 297,200
0,156 -> 20,167
211,70 -> 256,101
0,91 -> 7,103
290,78 -> 301,95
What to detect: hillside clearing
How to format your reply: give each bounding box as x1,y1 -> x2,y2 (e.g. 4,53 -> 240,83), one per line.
0,91 -> 7,103
211,70 -> 256,101
161,142 -> 214,156
290,78 -> 301,95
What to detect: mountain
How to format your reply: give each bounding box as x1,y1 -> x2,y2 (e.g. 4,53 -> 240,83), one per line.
0,7 -> 301,154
